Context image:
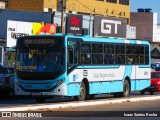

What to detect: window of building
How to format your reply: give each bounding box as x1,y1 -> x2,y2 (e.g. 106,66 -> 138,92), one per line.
126,18 -> 129,24
106,0 -> 117,3
119,0 -> 129,5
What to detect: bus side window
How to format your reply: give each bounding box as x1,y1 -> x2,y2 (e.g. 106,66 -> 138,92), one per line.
8,52 -> 11,60
73,45 -> 78,65
0,65 -> 2,74
68,47 -> 73,66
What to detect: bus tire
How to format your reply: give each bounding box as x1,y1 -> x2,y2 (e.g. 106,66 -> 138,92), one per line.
78,82 -> 87,101
113,92 -> 122,98
150,91 -> 154,95
35,97 -> 46,103
123,80 -> 130,97
87,94 -> 95,100
140,90 -> 145,95
73,96 -> 78,101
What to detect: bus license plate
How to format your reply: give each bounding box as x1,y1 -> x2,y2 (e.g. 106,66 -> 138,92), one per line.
31,92 -> 43,96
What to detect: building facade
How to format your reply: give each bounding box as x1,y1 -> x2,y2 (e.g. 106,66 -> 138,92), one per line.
130,9 -> 160,42
5,0 -> 130,24
5,0 -> 57,12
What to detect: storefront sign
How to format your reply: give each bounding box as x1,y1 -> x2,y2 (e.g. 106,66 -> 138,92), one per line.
66,14 -> 82,36
94,16 -> 127,38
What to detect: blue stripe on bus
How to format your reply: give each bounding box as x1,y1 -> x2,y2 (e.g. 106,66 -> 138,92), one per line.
141,41 -> 150,45
86,39 -> 124,43
59,35 -> 150,46
123,66 -> 133,81
130,40 -> 136,44
138,65 -> 150,68
69,37 -> 125,44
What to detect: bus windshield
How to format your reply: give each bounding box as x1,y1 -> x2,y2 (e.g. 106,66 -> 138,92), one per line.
15,37 -> 65,73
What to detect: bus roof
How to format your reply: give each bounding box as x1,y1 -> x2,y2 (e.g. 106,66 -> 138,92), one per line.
17,34 -> 150,46
64,34 -> 150,45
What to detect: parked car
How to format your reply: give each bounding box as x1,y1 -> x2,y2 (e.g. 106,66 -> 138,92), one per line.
0,65 -> 14,96
140,71 -> 160,95
151,63 -> 160,71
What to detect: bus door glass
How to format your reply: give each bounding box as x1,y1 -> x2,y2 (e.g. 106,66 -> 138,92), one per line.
67,41 -> 78,69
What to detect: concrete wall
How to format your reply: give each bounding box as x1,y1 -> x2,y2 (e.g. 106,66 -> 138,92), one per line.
6,0 -> 130,24
66,0 -> 130,20
7,0 -> 44,12
153,13 -> 160,42
43,0 -> 57,12
130,12 -> 153,42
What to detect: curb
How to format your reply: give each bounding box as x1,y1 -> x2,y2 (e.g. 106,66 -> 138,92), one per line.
1,95 -> 160,111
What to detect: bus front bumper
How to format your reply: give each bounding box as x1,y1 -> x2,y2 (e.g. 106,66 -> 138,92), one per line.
15,81 -> 67,96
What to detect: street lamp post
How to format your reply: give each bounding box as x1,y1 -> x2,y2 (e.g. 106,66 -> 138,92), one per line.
61,0 -> 66,34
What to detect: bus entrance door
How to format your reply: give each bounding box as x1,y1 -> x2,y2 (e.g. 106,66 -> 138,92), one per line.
67,41 -> 78,70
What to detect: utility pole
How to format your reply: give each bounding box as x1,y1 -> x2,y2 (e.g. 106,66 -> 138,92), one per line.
61,0 -> 65,34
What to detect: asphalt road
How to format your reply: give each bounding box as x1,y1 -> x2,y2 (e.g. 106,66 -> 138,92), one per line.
0,91 -> 160,106
1,92 -> 160,120
36,100 -> 160,119
54,99 -> 160,111
1,98 -> 160,120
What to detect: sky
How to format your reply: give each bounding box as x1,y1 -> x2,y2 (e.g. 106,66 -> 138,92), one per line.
130,0 -> 160,24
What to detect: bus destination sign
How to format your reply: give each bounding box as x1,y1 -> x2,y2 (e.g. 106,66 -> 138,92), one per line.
24,39 -> 54,45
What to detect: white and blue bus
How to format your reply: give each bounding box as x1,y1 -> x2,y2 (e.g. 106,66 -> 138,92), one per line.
14,34 -> 151,102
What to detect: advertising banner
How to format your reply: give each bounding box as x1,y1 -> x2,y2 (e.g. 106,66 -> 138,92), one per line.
7,20 -> 32,47
94,16 -> 127,38
66,14 -> 82,36
7,20 -> 56,47
126,26 -> 136,39
32,23 -> 56,35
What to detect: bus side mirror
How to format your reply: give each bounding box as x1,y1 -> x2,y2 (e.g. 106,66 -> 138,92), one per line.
8,52 -> 11,60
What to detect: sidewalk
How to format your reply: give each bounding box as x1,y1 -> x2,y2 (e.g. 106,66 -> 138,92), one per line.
0,95 -> 160,111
